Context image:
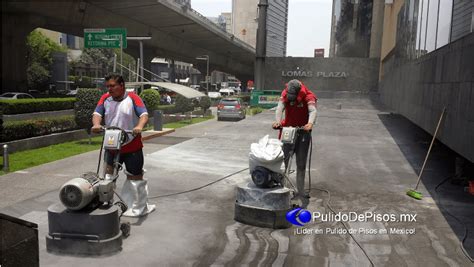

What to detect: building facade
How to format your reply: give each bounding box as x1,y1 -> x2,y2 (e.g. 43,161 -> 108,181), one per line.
378,0 -> 474,162
329,0 -> 385,58
220,12 -> 232,33
232,0 -> 288,57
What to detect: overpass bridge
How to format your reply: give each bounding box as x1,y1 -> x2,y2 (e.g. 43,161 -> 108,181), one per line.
1,0 -> 256,91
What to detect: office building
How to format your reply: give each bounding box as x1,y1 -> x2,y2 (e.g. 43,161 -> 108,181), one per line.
329,0 -> 385,58
232,0 -> 289,57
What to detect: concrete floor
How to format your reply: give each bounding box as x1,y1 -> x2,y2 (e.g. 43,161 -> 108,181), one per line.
1,95 -> 473,266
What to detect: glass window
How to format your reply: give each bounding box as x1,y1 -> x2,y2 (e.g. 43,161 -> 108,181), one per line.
417,0 -> 429,56
425,0 -> 440,53
436,0 -> 453,48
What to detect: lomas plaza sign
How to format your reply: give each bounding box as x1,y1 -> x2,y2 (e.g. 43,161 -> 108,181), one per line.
281,70 -> 348,78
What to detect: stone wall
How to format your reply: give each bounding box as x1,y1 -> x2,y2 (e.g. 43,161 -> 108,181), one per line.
263,57 -> 379,93
379,33 -> 474,162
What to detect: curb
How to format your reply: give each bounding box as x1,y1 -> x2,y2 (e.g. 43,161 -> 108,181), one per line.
142,128 -> 175,141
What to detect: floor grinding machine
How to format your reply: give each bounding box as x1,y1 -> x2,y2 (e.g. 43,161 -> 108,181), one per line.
46,127 -> 131,255
235,127 -> 308,229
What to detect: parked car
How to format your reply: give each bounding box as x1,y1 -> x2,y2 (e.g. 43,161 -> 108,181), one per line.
0,92 -> 34,100
217,98 -> 246,121
66,89 -> 78,96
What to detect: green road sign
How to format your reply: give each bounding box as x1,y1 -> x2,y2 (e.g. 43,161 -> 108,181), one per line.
84,28 -> 127,48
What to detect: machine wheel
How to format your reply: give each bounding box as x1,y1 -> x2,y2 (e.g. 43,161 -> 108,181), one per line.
121,222 -> 131,238
115,201 -> 128,214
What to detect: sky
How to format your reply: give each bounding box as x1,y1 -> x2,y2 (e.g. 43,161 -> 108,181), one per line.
190,0 -> 332,57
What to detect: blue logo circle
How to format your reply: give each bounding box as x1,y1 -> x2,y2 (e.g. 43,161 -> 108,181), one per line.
286,208 -> 311,226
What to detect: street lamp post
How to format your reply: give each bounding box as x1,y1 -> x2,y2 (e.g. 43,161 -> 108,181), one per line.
127,36 -> 152,91
196,55 -> 209,94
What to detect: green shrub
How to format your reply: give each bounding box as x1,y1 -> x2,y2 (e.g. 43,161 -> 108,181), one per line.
247,106 -> 264,116
74,88 -> 103,134
175,95 -> 194,113
140,89 -> 160,113
0,98 -> 76,115
157,104 -> 176,114
1,115 -> 78,142
199,96 -> 211,112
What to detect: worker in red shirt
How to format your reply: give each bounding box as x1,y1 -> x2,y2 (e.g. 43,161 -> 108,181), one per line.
272,79 -> 318,204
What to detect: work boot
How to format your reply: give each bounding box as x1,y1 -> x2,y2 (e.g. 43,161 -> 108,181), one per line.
295,169 -> 310,199
121,179 -> 156,217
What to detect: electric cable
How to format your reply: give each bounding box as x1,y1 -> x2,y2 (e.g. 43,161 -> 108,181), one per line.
307,126 -> 375,266
146,126 -> 374,265
434,176 -> 474,263
96,133 -> 105,175
311,186 -> 376,267
148,168 -> 249,199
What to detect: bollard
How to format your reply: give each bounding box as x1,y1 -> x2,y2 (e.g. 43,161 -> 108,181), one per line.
153,110 -> 163,131
3,144 -> 9,172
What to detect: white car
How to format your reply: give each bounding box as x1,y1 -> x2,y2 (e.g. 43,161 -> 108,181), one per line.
0,92 -> 34,100
66,90 -> 78,96
219,88 -> 236,96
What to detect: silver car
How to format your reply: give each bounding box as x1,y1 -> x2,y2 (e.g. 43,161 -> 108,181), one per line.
217,98 -> 246,121
0,92 -> 34,100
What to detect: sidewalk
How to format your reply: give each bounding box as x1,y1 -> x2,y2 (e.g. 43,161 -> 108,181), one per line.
1,96 -> 472,266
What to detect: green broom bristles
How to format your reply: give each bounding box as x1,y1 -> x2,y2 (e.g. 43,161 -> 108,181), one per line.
407,189 -> 423,200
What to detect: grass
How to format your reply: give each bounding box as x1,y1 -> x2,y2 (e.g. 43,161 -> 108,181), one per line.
163,116 -> 214,129
0,115 -> 215,175
0,136 -> 103,175
247,106 -> 266,116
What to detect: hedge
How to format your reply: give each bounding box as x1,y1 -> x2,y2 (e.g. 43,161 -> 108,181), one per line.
0,98 -> 76,115
1,115 -> 78,142
157,104 -> 177,114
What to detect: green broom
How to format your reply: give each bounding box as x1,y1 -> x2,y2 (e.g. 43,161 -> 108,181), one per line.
407,107 -> 446,200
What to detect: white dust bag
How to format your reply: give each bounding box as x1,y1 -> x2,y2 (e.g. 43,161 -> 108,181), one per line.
249,135 -> 284,174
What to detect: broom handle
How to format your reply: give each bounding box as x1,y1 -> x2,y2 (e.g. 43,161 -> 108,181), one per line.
415,107 -> 446,190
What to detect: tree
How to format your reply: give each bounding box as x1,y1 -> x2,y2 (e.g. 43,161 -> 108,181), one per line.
199,96 -> 211,114
175,95 -> 194,114
26,30 -> 66,91
74,48 -> 136,80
